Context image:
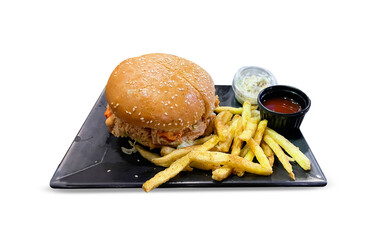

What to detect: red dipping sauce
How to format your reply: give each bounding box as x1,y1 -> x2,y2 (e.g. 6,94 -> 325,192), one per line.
263,97 -> 302,114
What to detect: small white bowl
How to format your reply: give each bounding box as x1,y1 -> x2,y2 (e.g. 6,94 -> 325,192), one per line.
232,66 -> 277,104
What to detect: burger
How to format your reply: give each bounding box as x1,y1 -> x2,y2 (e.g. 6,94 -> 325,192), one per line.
104,53 -> 218,148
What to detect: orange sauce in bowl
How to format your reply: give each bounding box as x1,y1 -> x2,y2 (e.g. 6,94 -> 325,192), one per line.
263,97 -> 302,114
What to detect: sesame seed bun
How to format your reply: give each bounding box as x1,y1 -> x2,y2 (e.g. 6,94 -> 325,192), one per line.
105,53 -> 216,142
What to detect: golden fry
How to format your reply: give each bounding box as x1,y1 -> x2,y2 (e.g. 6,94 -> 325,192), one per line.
241,101 -> 252,128
160,146 -> 176,156
193,135 -> 214,145
212,166 -> 233,181
261,141 -> 273,156
268,155 -> 275,167
214,105 -> 258,115
251,109 -> 260,118
240,144 -> 250,157
261,141 -> 275,166
239,117 -> 260,142
253,120 -> 268,143
189,151 -> 273,176
248,138 -> 272,171
215,106 -> 243,115
265,128 -> 311,170
135,145 -> 163,164
243,119 -> 267,162
263,135 -> 295,180
216,115 -> 240,152
231,115 -> 243,156
214,111 -> 233,141
143,154 -> 192,192
152,148 -> 191,167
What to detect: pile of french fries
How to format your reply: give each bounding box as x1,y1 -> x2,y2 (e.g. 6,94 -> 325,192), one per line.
135,101 -> 311,192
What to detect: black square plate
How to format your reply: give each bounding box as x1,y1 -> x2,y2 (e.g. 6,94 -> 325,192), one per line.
50,85 -> 327,189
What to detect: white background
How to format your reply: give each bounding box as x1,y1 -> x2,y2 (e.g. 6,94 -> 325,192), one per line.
1,0 -> 374,239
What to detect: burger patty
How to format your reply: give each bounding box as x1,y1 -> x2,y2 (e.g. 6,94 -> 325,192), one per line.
105,105 -> 214,148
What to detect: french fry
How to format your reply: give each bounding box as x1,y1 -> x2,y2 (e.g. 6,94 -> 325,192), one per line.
225,115 -> 246,176
243,149 -> 254,162
248,138 -> 272,171
216,115 -> 241,152
232,168 -> 245,177
190,161 -> 220,171
231,115 -> 244,156
212,115 -> 244,178
142,136 -> 220,192
215,106 -> 243,115
192,135 -> 214,145
263,135 -> 295,180
265,128 -> 311,170
268,155 -> 275,167
176,135 -> 214,149
160,146 -> 176,156
143,154 -> 192,192
243,119 -> 268,162
261,141 -> 275,166
214,111 -> 233,141
214,105 -> 258,115
261,141 -> 273,156
241,101 -> 251,128
239,117 -> 260,142
135,145 -> 164,165
253,120 -> 268,143
151,148 -> 191,167
240,144 -> 250,157
189,151 -> 273,176
251,109 -> 260,118
212,166 -> 233,181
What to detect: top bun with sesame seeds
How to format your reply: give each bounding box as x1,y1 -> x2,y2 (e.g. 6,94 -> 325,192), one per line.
104,53 -> 217,148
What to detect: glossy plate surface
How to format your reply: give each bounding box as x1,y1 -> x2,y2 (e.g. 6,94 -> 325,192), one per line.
50,85 -> 327,189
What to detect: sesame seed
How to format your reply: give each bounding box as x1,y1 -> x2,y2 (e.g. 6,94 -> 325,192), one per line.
165,112 -> 168,115
168,123 -> 172,125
